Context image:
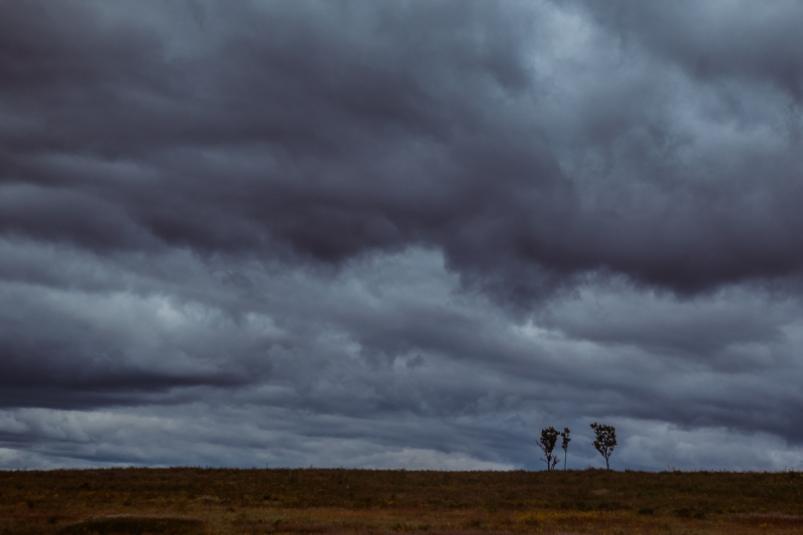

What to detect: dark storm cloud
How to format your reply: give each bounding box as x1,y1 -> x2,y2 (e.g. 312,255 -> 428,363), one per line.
1,0 -> 803,470
0,0 -> 573,300
576,0 -> 803,99
3,0 -> 802,298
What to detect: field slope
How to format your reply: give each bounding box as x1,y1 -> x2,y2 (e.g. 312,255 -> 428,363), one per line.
1,468 -> 801,534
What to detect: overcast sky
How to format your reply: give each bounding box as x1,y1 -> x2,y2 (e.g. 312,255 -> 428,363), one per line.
2,0 -> 803,471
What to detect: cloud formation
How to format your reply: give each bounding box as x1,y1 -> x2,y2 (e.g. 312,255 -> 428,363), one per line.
1,0 -> 802,470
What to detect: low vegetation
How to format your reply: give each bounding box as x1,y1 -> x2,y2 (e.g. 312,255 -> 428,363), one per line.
1,468 -> 801,534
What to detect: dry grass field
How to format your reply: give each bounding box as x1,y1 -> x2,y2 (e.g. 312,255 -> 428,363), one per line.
1,468 -> 801,534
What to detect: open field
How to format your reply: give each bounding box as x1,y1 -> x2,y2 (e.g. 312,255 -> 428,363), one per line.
1,468 -> 801,534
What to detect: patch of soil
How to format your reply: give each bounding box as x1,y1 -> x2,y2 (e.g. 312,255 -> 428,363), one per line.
58,515 -> 204,535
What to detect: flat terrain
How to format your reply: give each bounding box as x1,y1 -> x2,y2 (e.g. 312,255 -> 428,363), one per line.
1,468 -> 801,534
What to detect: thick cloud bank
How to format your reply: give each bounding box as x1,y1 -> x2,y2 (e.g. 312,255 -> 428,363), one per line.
1,0 -> 802,470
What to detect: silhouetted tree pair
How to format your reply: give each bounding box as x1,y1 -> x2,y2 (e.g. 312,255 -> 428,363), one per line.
538,422 -> 617,471
537,426 -> 571,471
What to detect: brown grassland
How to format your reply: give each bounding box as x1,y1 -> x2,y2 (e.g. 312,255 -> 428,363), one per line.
1,468 -> 801,534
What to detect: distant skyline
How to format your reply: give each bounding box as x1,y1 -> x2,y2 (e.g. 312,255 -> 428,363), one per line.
1,0 -> 802,471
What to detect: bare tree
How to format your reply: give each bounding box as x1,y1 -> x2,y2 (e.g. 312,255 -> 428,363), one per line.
590,422 -> 617,470
560,427 -> 571,471
537,426 -> 560,471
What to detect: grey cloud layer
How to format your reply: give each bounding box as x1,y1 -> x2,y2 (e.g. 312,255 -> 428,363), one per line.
1,0 -> 802,470
4,0 -> 803,295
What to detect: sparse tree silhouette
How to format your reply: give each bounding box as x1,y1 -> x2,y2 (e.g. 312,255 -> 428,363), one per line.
590,422 -> 617,470
537,426 -> 560,471
560,427 -> 571,471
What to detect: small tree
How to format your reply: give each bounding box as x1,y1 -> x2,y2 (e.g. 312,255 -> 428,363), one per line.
537,426 -> 560,471
560,427 -> 571,471
590,422 -> 617,470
